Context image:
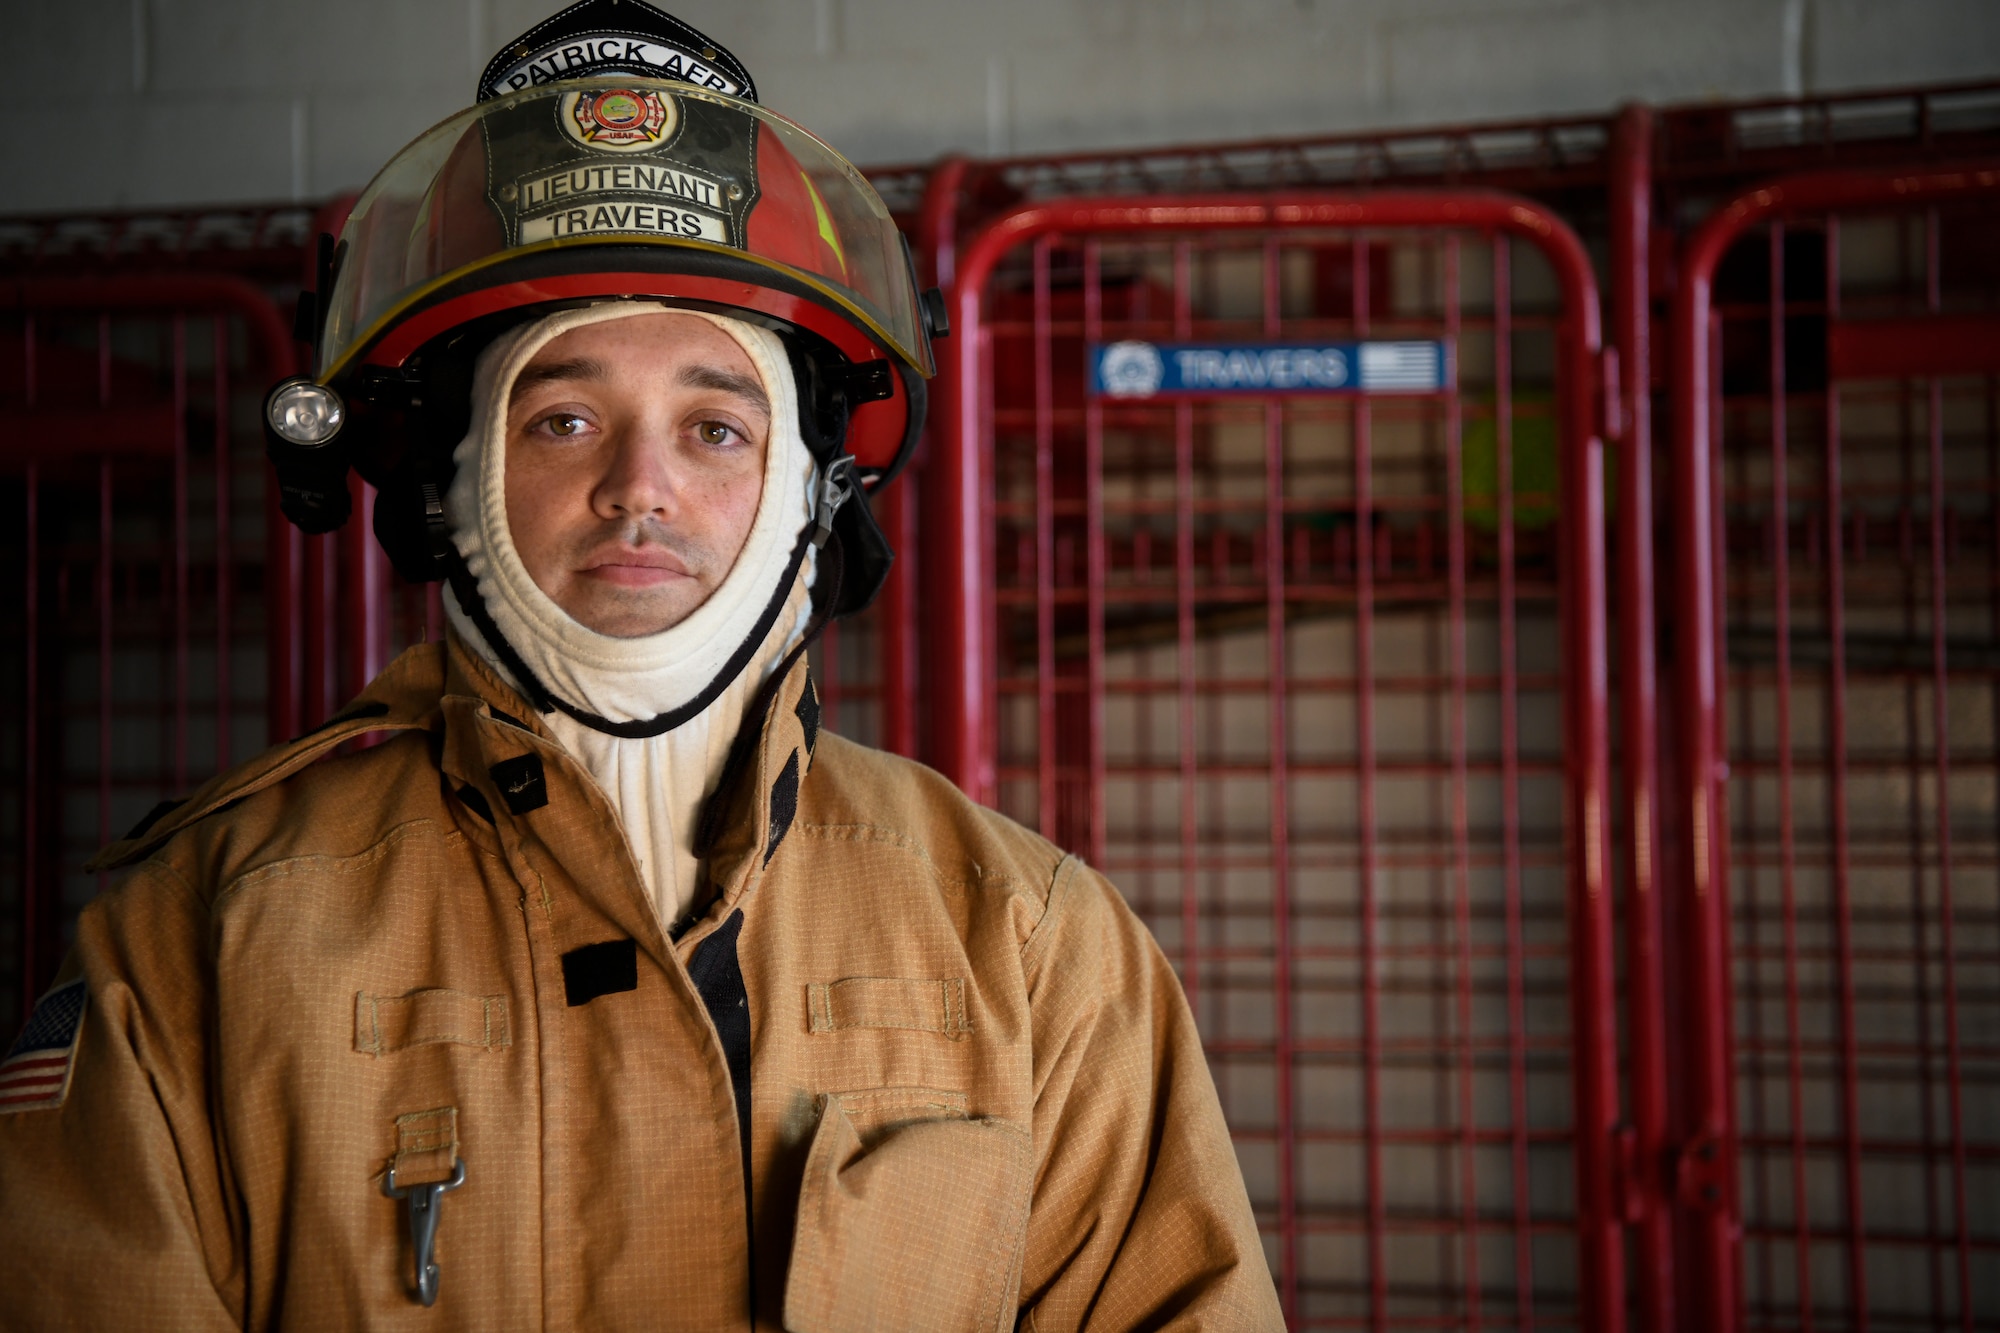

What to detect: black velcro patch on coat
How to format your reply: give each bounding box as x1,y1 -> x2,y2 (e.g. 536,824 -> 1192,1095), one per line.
562,940 -> 637,1006
488,753 -> 548,814
687,910 -> 752,1184
764,750 -> 800,866
454,784 -> 495,825
795,673 -> 821,755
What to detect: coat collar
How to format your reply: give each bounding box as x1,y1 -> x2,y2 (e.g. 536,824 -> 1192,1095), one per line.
439,630 -> 823,928
691,649 -> 823,914
89,629 -> 823,932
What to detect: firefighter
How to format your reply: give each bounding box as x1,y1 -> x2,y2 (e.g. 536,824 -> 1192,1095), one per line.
0,2 -> 1281,1327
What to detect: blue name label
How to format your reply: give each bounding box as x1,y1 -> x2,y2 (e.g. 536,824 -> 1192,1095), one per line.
1088,339 -> 1450,398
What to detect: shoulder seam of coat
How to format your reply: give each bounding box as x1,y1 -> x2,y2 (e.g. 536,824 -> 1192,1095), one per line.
1019,853 -> 1084,972
210,818 -> 442,914
85,719 -> 436,872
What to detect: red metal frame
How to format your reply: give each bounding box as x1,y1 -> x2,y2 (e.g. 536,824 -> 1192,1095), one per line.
0,276 -> 292,372
1672,159 -> 2000,1333
823,158 -> 972,760
894,155 -> 970,765
1610,101 -> 1678,1333
938,189 -> 1620,1329
2,275 -> 294,1026
1655,81 -> 2000,186
7,82 -> 2000,1329
0,203 -> 319,277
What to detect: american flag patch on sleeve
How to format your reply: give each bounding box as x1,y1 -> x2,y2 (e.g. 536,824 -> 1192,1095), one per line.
0,978 -> 88,1113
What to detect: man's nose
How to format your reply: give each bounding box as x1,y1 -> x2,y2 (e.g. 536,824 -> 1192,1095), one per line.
591,423 -> 682,521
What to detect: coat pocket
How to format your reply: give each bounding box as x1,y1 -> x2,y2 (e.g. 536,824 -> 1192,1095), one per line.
785,1089 -> 1032,1333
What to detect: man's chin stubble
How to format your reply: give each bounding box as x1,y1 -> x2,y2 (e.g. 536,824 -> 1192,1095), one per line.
550,528 -> 713,636
566,585 -> 702,638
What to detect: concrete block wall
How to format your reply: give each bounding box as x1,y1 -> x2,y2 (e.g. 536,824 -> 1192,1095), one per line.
0,0 -> 1996,215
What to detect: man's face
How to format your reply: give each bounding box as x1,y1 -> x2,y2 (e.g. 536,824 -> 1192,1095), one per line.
504,312 -> 770,638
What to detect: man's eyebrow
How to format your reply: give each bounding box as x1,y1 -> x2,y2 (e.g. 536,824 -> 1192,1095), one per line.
678,363 -> 770,418
510,357 -> 607,403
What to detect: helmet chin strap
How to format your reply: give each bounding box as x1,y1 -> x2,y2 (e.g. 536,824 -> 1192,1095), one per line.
692,526 -> 847,861
439,455 -> 853,741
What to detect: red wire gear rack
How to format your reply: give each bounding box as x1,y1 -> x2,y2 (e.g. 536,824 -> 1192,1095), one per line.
0,275 -> 295,1019
929,190 -> 1621,1330
5,79 -> 2000,1333
1673,159 -> 2000,1333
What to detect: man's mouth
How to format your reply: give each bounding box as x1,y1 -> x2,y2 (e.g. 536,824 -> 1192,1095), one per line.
579,547 -> 694,587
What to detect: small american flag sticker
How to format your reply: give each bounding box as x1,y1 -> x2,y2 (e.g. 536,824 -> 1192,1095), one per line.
0,978 -> 87,1113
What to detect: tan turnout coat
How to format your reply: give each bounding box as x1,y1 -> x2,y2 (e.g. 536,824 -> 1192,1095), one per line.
0,637 -> 1281,1330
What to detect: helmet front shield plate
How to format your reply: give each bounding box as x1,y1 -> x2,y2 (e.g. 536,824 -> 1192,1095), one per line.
319,78 -> 931,385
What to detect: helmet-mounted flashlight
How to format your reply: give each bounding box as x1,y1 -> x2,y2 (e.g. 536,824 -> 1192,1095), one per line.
266,379 -> 346,446
263,377 -> 354,534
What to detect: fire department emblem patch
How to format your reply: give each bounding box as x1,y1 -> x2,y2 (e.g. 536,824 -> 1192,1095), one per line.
561,88 -> 677,153
0,977 -> 87,1113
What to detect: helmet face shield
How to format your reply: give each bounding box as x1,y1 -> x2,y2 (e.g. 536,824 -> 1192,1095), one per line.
319,77 -> 931,388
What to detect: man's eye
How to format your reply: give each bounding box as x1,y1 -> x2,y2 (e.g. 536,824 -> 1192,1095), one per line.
697,421 -> 738,446
545,413 -> 588,437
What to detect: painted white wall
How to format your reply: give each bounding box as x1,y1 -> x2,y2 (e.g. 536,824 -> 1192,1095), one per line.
0,0 -> 1996,214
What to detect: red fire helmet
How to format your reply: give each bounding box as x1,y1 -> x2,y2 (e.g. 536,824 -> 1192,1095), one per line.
313,76 -> 939,478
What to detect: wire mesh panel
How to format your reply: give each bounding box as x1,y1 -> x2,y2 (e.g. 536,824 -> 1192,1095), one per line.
1675,165 -> 2000,1333
265,480 -> 446,748
807,477 -> 916,753
1724,205 -> 2000,1330
941,195 -> 1618,1331
0,279 -> 294,1035
808,609 -> 884,747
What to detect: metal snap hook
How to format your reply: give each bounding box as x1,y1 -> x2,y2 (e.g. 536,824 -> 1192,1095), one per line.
383,1158 -> 467,1307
